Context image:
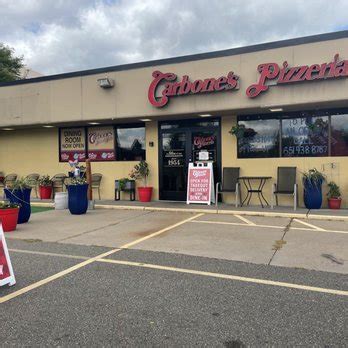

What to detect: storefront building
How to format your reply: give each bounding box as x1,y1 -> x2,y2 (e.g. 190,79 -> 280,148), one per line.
0,31 -> 347,207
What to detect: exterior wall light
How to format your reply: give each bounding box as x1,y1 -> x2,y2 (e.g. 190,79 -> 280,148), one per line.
88,122 -> 101,125
139,119 -> 152,122
43,125 -> 54,128
97,77 -> 114,88
199,114 -> 212,117
2,128 -> 14,131
269,108 -> 283,112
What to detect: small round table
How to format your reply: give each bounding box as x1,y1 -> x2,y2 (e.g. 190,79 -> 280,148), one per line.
238,176 -> 272,208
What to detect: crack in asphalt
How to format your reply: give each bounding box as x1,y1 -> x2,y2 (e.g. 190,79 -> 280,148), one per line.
268,217 -> 293,265
56,210 -> 153,242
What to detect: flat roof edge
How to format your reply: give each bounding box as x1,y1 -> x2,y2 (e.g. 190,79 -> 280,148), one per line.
0,30 -> 347,87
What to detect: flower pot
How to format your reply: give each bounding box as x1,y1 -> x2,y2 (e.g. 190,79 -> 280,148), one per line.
328,198 -> 341,209
4,188 -> 32,223
303,178 -> 323,209
137,187 -> 153,202
67,184 -> 88,215
39,185 -> 53,199
0,208 -> 19,232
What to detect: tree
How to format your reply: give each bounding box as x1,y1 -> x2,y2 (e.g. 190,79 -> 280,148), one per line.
0,43 -> 24,82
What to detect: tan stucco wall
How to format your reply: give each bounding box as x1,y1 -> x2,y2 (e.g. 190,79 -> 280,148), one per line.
0,117 -> 347,208
0,37 -> 347,127
221,116 -> 348,208
0,122 -> 159,201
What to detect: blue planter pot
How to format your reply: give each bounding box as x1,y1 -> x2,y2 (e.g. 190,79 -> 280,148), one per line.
67,184 -> 88,215
4,188 -> 32,223
303,179 -> 323,209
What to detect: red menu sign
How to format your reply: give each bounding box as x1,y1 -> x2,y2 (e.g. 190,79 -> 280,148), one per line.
0,224 -> 16,287
186,164 -> 212,204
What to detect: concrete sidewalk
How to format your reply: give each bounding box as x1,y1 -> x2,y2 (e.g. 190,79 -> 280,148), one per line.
5,208 -> 348,274
30,198 -> 348,221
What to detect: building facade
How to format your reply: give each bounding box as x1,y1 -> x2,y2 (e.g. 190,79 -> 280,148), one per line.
0,31 -> 347,207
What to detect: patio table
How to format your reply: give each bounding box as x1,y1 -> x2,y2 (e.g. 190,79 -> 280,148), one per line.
238,176 -> 272,208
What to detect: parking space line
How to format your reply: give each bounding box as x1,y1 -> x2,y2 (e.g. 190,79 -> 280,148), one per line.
234,215 -> 256,225
0,213 -> 203,304
190,220 -> 348,234
9,249 -> 89,260
97,259 -> 348,297
293,218 -> 326,231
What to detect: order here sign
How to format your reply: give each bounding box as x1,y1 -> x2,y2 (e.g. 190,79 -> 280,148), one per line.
186,162 -> 215,205
0,223 -> 16,287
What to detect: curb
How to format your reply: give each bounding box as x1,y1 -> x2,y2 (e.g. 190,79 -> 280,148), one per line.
93,203 -> 348,222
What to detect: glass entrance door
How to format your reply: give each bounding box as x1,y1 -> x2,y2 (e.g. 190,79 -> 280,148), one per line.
159,119 -> 221,201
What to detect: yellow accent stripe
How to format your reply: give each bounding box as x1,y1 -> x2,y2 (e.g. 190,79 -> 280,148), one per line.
97,258 -> 348,297
0,213 -> 203,304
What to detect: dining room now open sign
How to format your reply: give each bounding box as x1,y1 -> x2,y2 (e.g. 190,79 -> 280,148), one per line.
0,224 -> 16,287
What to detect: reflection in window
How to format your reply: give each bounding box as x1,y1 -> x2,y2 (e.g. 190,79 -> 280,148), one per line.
281,116 -> 328,157
331,114 -> 348,156
116,126 -> 145,161
237,118 -> 280,158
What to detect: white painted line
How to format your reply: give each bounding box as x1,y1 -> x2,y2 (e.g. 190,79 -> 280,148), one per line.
121,213 -> 204,249
9,249 -> 89,260
97,259 -> 348,297
293,219 -> 326,231
234,215 -> 256,225
0,213 -> 203,304
190,220 -> 348,234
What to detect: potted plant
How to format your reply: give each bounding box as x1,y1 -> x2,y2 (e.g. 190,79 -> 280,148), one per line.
302,168 -> 325,209
327,181 -> 342,209
115,178 -> 135,191
4,177 -> 32,224
0,202 -> 20,232
66,177 -> 88,215
38,175 -> 53,199
129,160 -> 152,202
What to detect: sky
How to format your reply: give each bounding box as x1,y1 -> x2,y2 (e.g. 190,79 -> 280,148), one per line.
0,0 -> 347,76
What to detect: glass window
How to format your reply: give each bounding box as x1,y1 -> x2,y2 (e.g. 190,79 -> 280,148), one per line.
116,126 -> 146,161
281,116 -> 328,157
237,117 -> 280,158
331,113 -> 348,156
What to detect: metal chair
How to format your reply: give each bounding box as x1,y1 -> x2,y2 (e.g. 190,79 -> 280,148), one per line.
52,173 -> 67,197
91,173 -> 103,200
215,167 -> 241,208
3,173 -> 17,189
25,173 -> 40,198
271,167 -> 298,211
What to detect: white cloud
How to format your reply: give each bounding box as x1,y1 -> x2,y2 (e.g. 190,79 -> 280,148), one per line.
0,0 -> 347,75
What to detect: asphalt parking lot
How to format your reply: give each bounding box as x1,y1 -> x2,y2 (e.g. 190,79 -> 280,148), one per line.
1,209 -> 347,346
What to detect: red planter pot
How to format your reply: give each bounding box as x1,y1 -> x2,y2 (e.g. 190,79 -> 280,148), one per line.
39,185 -> 53,199
137,187 -> 153,202
328,198 -> 342,209
0,208 -> 19,232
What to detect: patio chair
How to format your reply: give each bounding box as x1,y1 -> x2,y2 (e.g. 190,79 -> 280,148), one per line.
25,173 -> 40,198
215,167 -> 241,208
271,167 -> 298,211
3,173 -> 17,189
91,173 -> 103,200
52,173 -> 67,197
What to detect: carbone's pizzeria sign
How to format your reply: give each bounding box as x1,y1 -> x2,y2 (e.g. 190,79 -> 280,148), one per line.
148,54 -> 348,107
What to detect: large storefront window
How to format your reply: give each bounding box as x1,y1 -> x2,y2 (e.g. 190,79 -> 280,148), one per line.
237,109 -> 347,158
59,124 -> 145,162
331,113 -> 348,156
116,125 -> 146,161
281,115 -> 329,157
237,116 -> 280,158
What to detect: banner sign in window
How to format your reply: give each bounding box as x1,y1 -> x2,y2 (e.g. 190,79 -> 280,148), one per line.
87,126 -> 115,161
0,224 -> 16,287
60,128 -> 86,162
186,162 -> 215,205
